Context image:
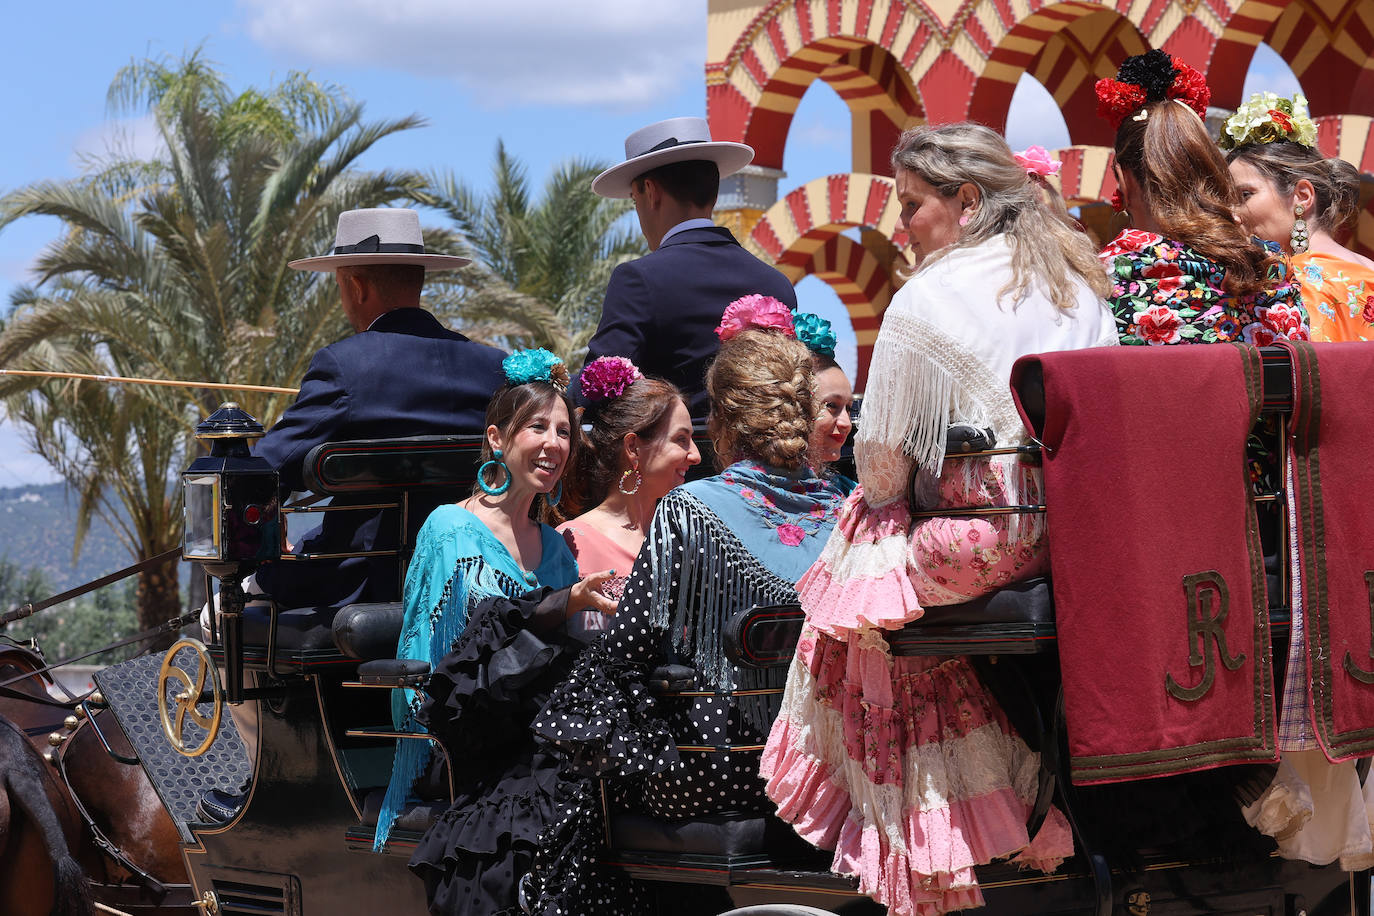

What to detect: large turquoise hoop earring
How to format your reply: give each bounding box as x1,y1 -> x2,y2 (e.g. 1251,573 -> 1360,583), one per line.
478,449 -> 510,496
545,480 -> 563,508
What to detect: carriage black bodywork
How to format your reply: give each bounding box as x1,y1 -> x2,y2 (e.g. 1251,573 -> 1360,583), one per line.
94,345 -> 1371,916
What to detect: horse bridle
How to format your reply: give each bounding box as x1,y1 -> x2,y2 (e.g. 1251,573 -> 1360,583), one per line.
52,710 -> 172,901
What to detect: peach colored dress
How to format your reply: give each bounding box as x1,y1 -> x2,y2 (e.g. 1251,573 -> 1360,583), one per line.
556,520 -> 636,640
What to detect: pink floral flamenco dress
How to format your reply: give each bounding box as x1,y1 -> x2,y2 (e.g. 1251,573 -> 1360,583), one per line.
761,235 -> 1119,916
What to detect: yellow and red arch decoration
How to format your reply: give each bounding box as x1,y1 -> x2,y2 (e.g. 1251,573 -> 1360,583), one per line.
706,0 -> 1374,389
745,173 -> 908,383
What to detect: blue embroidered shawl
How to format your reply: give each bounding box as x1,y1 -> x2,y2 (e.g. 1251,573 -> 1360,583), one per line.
375,505 -> 577,850
684,462 -> 847,583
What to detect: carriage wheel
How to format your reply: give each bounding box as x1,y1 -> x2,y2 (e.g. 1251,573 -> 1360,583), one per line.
157,638 -> 223,757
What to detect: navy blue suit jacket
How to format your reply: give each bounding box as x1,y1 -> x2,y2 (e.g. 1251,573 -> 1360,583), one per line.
254,307 -> 505,609
585,226 -> 797,416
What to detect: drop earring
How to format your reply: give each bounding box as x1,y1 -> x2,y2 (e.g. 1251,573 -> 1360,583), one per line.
1290,204 -> 1309,254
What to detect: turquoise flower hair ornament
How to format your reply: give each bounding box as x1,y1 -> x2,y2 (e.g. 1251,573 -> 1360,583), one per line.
502,348 -> 570,391
791,310 -> 837,359
1219,92 -> 1317,151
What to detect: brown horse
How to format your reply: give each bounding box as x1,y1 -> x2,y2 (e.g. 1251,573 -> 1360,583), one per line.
0,641 -> 188,913
0,713 -> 93,916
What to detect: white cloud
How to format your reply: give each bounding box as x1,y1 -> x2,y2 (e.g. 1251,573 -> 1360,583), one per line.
238,0 -> 706,108
792,118 -> 848,153
70,115 -> 164,169
1241,43 -> 1304,101
0,419 -> 60,488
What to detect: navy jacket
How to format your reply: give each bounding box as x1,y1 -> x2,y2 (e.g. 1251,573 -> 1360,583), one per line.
585,226 -> 797,416
254,307 -> 505,609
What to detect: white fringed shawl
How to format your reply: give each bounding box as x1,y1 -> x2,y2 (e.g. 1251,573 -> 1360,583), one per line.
855,235 -> 1118,505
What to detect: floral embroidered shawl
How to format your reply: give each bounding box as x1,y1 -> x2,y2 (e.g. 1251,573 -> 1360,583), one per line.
1100,229 -> 1309,346
1291,251 -> 1374,343
686,463 -> 846,583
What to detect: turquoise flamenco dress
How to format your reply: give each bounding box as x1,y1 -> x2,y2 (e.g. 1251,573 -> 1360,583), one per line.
374,505 -> 577,855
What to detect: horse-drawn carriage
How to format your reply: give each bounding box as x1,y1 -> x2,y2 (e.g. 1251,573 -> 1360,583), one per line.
36,343 -> 1373,915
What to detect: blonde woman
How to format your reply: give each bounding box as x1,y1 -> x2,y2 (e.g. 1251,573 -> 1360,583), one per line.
764,123 -> 1118,916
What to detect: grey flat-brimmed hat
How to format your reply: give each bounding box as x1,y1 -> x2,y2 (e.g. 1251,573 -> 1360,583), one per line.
289,208 -> 470,272
592,117 -> 754,200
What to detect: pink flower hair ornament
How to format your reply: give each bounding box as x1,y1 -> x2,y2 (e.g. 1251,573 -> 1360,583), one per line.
1013,145 -> 1062,180
579,356 -> 643,403
715,294 -> 797,342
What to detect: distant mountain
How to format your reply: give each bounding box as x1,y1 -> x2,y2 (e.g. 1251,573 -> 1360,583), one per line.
0,482 -> 136,591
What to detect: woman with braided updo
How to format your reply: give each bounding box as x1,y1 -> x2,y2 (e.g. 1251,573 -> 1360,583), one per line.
522,296 -> 849,914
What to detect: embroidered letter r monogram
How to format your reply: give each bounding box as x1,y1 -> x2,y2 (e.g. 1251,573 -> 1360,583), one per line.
1166,571 -> 1246,702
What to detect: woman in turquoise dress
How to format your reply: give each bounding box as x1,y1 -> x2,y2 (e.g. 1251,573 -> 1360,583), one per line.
375,348 -> 614,858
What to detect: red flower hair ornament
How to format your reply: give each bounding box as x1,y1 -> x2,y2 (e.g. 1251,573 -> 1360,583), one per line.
1095,49 -> 1210,130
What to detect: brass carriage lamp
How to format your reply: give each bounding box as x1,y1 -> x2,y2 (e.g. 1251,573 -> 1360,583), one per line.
183,402 -> 280,705
182,402 -> 281,573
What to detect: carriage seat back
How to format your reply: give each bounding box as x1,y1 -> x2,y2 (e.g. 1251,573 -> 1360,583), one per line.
724,577 -> 1057,669
606,810 -> 818,863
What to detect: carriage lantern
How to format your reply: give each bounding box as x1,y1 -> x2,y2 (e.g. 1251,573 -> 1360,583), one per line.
181,403 -> 281,710
182,402 -> 280,575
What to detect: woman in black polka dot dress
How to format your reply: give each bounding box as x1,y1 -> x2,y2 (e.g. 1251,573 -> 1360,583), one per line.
527,304 -> 849,911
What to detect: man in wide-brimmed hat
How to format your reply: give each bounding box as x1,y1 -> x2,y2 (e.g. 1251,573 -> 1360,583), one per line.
253,207 -> 506,611
198,208 -> 506,826
585,117 -> 797,416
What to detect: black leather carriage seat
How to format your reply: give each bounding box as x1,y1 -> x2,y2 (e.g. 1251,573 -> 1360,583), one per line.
333,602 -> 406,659
359,788 -> 445,836
236,600 -> 406,662
725,576 -> 1057,668
605,810 -> 824,865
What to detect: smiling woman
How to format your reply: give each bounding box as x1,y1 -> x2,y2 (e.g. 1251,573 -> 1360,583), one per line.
374,349 -> 616,855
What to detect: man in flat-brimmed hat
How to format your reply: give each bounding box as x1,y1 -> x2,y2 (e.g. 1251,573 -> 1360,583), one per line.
585,117 -> 797,416
253,207 -> 506,611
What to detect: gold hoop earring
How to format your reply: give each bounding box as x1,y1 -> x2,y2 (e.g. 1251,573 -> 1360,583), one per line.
618,468 -> 642,495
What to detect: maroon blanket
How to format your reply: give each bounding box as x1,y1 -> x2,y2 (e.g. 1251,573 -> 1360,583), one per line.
1281,340 -> 1374,760
1011,344 -> 1277,784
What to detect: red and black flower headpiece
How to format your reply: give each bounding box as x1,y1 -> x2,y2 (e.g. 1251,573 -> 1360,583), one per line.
1095,49 -> 1210,130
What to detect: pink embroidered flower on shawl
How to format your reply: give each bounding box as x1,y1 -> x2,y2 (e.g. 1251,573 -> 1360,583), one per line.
777,523 -> 806,546
716,294 -> 797,342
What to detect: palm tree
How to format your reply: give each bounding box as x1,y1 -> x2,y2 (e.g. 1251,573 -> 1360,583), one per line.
419,142 -> 645,367
0,49 -> 431,639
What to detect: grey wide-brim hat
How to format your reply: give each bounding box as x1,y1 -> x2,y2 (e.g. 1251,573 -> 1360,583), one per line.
289,208 -> 470,272
592,117 -> 754,200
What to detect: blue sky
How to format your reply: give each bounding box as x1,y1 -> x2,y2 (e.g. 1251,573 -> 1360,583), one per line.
0,1 -> 1302,486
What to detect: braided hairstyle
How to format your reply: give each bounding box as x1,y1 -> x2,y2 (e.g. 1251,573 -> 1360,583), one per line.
706,328 -> 815,472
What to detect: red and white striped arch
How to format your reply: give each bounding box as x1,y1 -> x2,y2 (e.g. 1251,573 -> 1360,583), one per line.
745,173 -> 909,389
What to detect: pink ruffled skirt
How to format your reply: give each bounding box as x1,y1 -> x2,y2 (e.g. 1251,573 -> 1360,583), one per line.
763,457 -> 1070,915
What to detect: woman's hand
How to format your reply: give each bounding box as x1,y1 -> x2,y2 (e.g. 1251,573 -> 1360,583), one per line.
567,570 -> 618,617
